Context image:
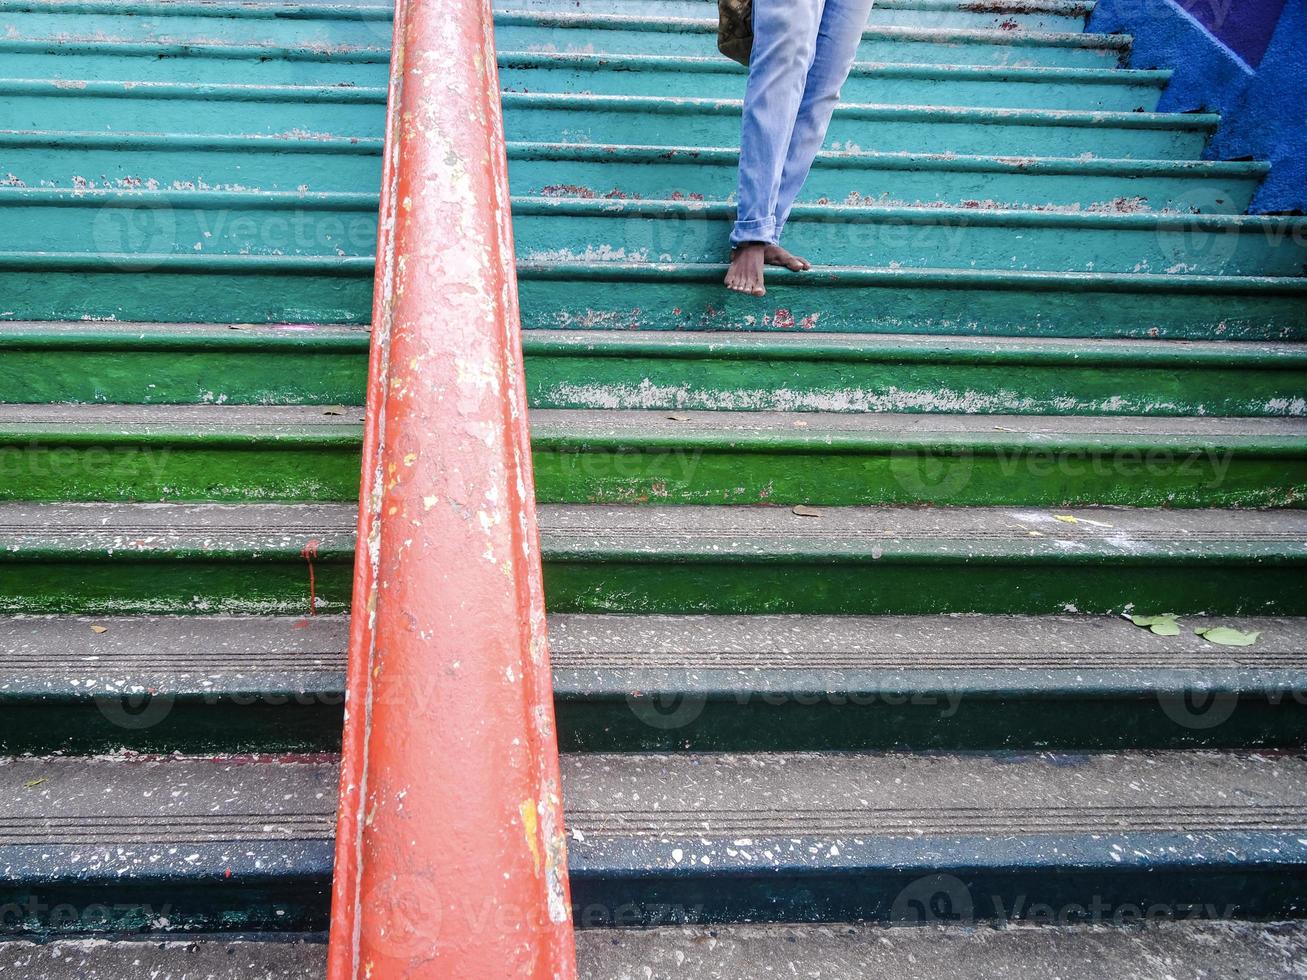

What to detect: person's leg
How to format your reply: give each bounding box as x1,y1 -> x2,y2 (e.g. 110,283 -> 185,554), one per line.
725,0 -> 824,296
772,0 -> 876,244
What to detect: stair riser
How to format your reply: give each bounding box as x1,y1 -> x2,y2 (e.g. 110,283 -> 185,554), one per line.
500,64 -> 1164,112
503,103 -> 1209,160
517,273 -> 1307,341
494,0 -> 1092,31
6,340 -> 1302,416
0,438 -> 1299,507
559,695 -> 1307,751
495,24 -> 1126,68
514,210 -> 1306,277
508,154 -> 1260,214
5,143 -> 1256,213
544,561 -> 1307,615
569,856 -> 1307,925
4,692 -> 1302,755
0,48 -> 387,86
0,89 -> 383,138
0,553 -> 1300,615
0,267 -> 372,324
0,139 -> 384,195
0,860 -> 332,935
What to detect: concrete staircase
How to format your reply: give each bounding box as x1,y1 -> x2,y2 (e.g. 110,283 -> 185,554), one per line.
1,0 -> 1306,973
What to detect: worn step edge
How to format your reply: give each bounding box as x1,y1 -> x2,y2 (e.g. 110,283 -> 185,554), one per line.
2,614 -> 1304,698
493,10 -> 1132,50
0,38 -> 390,62
2,405 -> 1304,454
0,78 -> 387,103
0,502 -> 1302,563
0,0 -> 392,17
498,51 -> 1169,86
0,130 -> 383,154
502,93 -> 1217,130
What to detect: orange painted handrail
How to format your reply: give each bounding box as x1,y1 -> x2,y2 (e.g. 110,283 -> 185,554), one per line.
326,0 -> 576,974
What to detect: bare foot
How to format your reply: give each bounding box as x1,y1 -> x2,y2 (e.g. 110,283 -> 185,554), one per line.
764,244 -> 811,271
724,243 -> 767,296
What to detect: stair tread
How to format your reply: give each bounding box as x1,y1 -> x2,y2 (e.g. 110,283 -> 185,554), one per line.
2,613 -> 1304,694
0,502 -> 1303,557
3,404 -> 1305,441
0,938 -> 325,979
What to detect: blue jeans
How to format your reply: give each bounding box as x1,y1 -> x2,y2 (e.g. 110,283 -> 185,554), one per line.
731,0 -> 875,246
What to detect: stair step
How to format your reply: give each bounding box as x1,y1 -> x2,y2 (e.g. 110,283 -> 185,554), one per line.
9,188 -> 1303,276
564,750 -> 1307,924
4,256 -> 1304,335
494,13 -> 1130,68
0,753 -> 335,934
0,502 -> 1302,615
9,922 -> 1307,979
4,612 -> 1305,753
4,750 -> 1305,932
503,94 -> 1214,160
508,144 -> 1265,215
500,53 -> 1169,112
2,405 -> 1303,506
513,197 -> 1307,277
7,134 -> 1266,214
498,0 -> 1097,32
516,263 -> 1307,341
5,323 -> 1302,415
0,79 -> 386,137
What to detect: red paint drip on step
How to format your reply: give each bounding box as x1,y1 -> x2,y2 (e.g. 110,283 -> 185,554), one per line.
302,539 -> 319,616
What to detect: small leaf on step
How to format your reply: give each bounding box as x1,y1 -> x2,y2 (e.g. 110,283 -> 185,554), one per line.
792,505 -> 822,518
1129,614 -> 1181,636
1054,515 -> 1078,524
24,778 -> 47,788
792,420 -> 808,428
666,414 -> 691,422
89,625 -> 108,634
1195,626 -> 1262,647
322,408 -> 344,416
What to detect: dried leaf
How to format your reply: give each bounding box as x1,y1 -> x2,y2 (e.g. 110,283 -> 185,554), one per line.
665,414 -> 691,422
89,625 -> 108,634
322,408 -> 343,416
1129,614 -> 1181,636
1054,515 -> 1079,524
792,505 -> 823,518
1195,626 -> 1261,647
24,778 -> 47,788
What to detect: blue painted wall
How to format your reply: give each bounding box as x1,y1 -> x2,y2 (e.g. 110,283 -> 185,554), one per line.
1089,0 -> 1306,213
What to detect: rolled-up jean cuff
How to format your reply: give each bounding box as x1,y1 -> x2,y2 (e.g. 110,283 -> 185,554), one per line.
731,215 -> 778,246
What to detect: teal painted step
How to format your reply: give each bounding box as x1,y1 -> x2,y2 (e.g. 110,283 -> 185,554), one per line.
0,131 -> 384,194
509,145 -> 1266,215
495,0 -> 1097,32
0,0 -> 395,50
3,133 -> 1262,212
0,80 -> 385,137
499,53 -> 1169,112
493,14 -> 1130,68
516,263 -> 1307,340
0,502 -> 1304,615
4,258 -> 1305,336
5,323 -> 1303,416
0,39 -> 389,86
502,95 -> 1215,160
1,406 -> 1302,507
512,198 -> 1307,277
11,189 -> 1303,275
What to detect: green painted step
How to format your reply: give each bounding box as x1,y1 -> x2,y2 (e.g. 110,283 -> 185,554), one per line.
11,189 -> 1302,275
507,145 -> 1267,215
5,323 -> 1303,416
1,406 -> 1303,507
503,94 -> 1214,160
0,38 -> 389,86
493,14 -> 1131,68
0,79 -> 385,137
1,502 -> 1302,615
0,131 -> 384,195
499,53 -> 1169,112
4,613 -> 1304,755
512,198 -> 1307,277
2,132 -> 1263,212
4,259 -> 1304,336
496,0 -> 1097,32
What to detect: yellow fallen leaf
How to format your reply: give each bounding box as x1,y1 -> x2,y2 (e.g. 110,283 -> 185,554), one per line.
792,505 -> 823,518
24,778 -> 47,788
89,625 -> 108,634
